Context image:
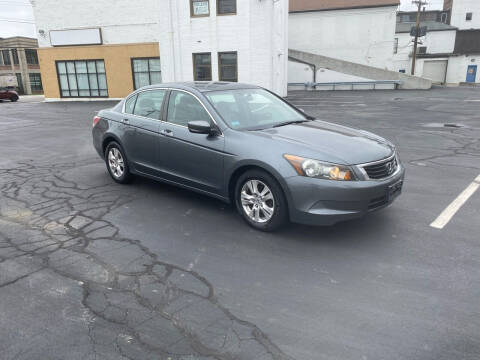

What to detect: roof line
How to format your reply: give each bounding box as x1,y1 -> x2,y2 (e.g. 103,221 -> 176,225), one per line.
289,4 -> 399,13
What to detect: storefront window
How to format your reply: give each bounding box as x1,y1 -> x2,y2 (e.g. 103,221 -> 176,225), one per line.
56,60 -> 108,97
131,58 -> 162,90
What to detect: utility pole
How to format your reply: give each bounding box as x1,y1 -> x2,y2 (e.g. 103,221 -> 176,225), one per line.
411,0 -> 428,75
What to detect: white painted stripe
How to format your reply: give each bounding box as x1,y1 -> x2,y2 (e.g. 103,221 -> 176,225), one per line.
430,175 -> 480,229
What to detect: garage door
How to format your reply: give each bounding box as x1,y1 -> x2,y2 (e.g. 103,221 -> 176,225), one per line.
422,60 -> 448,84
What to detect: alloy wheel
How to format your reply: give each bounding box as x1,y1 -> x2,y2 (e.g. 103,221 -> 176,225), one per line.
108,147 -> 125,178
240,179 -> 275,223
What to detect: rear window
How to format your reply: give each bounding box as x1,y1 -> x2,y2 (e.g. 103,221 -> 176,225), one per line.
124,95 -> 137,114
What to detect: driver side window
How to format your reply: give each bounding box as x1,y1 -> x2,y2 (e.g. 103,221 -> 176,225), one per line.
167,91 -> 211,127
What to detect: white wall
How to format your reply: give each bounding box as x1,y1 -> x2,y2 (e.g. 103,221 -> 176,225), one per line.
287,61 -> 371,83
450,0 -> 480,30
392,30 -> 456,74
289,6 -> 398,70
31,0 -> 161,47
159,0 -> 289,96
446,55 -> 480,84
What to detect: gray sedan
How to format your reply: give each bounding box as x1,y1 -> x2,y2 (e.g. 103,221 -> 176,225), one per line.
92,82 -> 404,231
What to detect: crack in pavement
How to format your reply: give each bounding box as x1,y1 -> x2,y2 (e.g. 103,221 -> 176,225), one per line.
0,160 -> 293,360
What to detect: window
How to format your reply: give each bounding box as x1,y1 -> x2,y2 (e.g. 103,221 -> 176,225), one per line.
124,94 -> 137,114
193,53 -> 212,81
11,49 -> 19,65
205,88 -> 306,131
25,49 -> 39,65
1,50 -> 11,65
133,90 -> 166,119
466,12 -> 473,21
399,69 -> 406,73
56,60 -> 108,97
217,0 -> 236,15
131,58 -> 162,90
393,38 -> 399,54
441,12 -> 448,23
218,52 -> 238,82
418,46 -> 427,54
190,0 -> 209,17
167,91 -> 211,127
29,73 -> 43,91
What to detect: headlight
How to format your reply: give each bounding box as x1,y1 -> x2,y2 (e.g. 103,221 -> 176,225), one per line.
284,154 -> 355,181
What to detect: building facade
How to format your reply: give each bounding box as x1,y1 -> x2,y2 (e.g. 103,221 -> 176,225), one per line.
288,0 -> 400,84
393,0 -> 480,85
444,0 -> 480,30
397,10 -> 450,24
31,0 -> 288,100
392,21 -> 457,84
159,0 -> 288,96
0,37 -> 42,94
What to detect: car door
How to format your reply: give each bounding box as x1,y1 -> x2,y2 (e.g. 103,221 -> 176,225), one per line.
159,90 -> 225,195
122,89 -> 168,176
0,88 -> 7,99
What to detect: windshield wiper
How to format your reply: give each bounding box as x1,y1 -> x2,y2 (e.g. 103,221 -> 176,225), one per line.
272,120 -> 312,128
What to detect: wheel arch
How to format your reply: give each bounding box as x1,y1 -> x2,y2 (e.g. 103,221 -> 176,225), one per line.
227,161 -> 292,209
102,133 -> 124,157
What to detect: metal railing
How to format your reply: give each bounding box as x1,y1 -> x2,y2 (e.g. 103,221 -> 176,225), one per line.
288,80 -> 403,90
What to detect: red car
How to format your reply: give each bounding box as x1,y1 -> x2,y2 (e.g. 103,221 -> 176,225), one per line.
0,87 -> 19,102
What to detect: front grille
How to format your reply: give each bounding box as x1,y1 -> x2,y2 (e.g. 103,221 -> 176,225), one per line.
363,155 -> 398,180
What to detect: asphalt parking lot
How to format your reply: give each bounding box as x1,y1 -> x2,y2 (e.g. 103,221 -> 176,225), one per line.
1,87 -> 479,360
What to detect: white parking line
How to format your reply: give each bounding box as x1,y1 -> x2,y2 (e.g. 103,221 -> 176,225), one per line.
430,174 -> 480,229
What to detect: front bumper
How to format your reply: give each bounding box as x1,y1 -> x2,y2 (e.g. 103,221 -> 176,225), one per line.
286,165 -> 405,226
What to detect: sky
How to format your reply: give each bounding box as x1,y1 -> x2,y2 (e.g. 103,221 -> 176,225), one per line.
0,0 -> 446,39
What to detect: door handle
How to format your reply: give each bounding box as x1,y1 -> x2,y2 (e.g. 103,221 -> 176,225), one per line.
122,118 -> 129,124
160,129 -> 173,137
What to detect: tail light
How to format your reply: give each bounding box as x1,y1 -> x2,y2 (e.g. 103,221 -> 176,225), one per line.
93,116 -> 101,127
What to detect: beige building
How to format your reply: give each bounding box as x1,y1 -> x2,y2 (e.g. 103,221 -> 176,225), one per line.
0,36 -> 43,94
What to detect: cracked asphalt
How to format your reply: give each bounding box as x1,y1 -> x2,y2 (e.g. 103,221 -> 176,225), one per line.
0,87 -> 479,360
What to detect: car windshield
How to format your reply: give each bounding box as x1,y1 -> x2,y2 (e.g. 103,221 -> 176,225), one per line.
205,88 -> 307,130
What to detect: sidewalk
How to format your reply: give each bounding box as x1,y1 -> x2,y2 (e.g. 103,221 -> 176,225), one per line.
18,95 -> 45,103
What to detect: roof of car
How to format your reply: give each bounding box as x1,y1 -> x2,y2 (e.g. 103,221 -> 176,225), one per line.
140,81 -> 260,93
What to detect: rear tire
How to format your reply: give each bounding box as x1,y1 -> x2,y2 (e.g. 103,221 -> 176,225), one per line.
10,95 -> 18,102
105,141 -> 132,184
235,170 -> 288,232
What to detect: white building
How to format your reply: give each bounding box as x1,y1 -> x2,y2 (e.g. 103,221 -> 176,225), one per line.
445,0 -> 480,30
391,0 -> 480,86
287,0 -> 401,84
159,0 -> 288,96
392,21 -> 457,84
443,0 -> 480,84
30,0 -> 288,99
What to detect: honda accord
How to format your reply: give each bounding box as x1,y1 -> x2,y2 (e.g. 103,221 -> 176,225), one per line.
92,82 -> 404,231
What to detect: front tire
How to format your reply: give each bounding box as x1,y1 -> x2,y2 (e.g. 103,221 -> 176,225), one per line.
235,170 -> 288,232
10,95 -> 18,102
105,141 -> 132,184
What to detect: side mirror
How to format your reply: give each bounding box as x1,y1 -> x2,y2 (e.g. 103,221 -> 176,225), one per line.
188,120 -> 213,135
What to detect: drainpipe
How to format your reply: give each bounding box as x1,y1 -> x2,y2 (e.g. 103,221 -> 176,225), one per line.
288,56 -> 316,89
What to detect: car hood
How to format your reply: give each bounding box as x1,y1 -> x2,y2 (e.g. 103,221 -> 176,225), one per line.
250,120 -> 394,165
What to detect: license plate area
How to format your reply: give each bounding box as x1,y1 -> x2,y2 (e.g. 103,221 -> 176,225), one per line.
387,180 -> 403,202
